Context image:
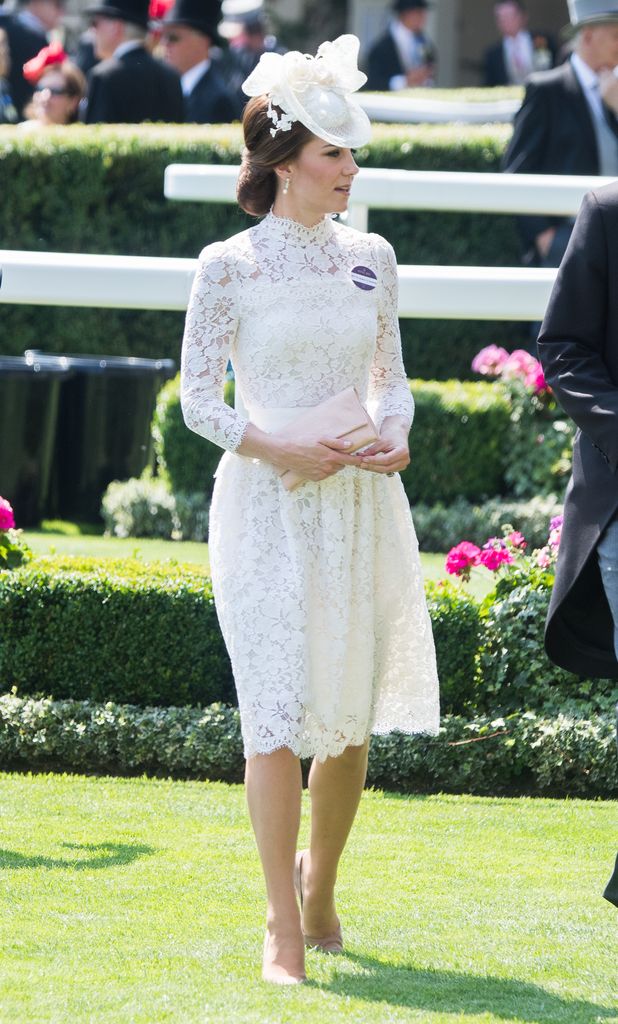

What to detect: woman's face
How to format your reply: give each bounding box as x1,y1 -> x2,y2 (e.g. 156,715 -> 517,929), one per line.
32,70 -> 78,125
284,135 -> 359,217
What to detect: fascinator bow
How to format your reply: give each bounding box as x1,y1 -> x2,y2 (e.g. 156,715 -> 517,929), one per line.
242,35 -> 370,142
23,41 -> 69,84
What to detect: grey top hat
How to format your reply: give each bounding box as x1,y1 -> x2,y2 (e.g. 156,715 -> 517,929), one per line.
567,0 -> 618,27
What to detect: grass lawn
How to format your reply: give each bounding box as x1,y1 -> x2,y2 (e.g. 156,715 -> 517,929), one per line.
24,526 -> 494,599
0,773 -> 616,1023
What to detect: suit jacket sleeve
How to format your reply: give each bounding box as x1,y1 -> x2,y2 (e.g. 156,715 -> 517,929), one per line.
366,38 -> 394,92
503,80 -> 557,245
537,190 -> 618,471
85,71 -> 115,123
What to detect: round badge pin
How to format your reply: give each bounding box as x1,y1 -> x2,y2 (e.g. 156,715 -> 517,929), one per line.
351,265 -> 377,291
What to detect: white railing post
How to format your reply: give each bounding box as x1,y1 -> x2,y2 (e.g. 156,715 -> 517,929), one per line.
345,204 -> 369,233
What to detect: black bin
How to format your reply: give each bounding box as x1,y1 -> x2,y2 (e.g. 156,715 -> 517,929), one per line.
26,352 -> 175,522
0,355 -> 73,526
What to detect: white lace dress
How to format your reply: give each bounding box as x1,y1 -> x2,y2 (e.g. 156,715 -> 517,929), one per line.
181,211 -> 440,761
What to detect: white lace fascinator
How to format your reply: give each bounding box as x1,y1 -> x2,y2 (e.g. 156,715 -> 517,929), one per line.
241,34 -> 372,148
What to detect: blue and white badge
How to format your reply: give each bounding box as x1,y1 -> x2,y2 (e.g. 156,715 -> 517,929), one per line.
351,265 -> 377,291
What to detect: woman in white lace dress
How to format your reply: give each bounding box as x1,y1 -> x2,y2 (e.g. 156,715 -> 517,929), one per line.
180,35 -> 439,985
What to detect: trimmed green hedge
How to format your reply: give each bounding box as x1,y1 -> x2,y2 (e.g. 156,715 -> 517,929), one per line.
152,374 -> 511,504
1,693 -> 615,798
152,375 -> 234,498
0,557 -> 234,707
0,123 -> 525,380
404,379 -> 510,502
0,556 -> 479,716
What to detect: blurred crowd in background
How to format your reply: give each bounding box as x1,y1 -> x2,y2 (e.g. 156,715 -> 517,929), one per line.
0,0 -> 565,127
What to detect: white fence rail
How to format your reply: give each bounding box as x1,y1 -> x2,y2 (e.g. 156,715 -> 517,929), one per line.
0,249 -> 556,321
2,165 -> 606,321
357,93 -> 520,125
164,163 -> 613,231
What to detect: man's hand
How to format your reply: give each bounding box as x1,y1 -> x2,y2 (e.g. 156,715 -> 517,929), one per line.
536,226 -> 557,260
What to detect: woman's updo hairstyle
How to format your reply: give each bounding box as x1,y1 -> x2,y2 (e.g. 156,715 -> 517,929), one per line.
237,95 -> 313,217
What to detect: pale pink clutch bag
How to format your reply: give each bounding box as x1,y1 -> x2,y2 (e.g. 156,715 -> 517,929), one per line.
278,387 -> 379,492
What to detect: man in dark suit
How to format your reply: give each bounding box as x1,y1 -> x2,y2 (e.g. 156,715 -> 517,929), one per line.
503,0 -> 618,267
84,0 -> 184,123
160,0 -> 238,123
365,0 -> 436,92
537,182 -> 618,909
0,0 -> 64,117
483,1 -> 555,87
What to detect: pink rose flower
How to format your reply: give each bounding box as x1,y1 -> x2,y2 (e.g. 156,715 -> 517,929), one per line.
501,349 -> 540,385
471,345 -> 510,377
480,546 -> 514,572
536,547 -> 552,569
0,497 -> 15,531
479,537 -> 514,571
445,541 -> 482,577
507,530 -> 527,550
532,367 -> 551,395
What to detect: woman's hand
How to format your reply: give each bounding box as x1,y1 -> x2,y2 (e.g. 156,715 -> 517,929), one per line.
357,422 -> 410,476
272,435 -> 361,482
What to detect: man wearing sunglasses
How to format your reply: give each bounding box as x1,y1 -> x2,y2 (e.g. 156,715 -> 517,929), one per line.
84,0 -> 183,123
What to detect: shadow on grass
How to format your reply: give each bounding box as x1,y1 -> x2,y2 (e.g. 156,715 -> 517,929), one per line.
0,841 -> 155,871
310,952 -> 617,1023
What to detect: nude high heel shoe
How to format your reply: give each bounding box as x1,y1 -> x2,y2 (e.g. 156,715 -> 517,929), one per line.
261,929 -> 306,985
294,850 -> 344,954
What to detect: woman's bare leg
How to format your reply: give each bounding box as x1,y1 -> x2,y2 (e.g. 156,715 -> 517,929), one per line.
301,740 -> 369,937
245,748 -> 305,982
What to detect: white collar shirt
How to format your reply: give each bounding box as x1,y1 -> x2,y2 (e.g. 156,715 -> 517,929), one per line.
571,51 -> 606,123
112,40 -> 144,61
181,58 -> 211,97
503,31 -> 533,84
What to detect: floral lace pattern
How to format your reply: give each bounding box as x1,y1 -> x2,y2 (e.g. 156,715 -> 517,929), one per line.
181,213 -> 440,760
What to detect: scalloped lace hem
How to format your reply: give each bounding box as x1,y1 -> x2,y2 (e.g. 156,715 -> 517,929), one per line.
243,719 -> 440,763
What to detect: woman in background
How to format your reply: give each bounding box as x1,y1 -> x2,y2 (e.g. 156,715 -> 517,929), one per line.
20,42 -> 86,127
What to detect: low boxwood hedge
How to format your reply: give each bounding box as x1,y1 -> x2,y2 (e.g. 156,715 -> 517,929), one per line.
0,123 -> 526,380
1,693 -> 615,798
0,556 -> 479,717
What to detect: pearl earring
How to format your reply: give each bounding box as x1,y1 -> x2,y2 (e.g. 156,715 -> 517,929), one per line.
283,177 -> 290,195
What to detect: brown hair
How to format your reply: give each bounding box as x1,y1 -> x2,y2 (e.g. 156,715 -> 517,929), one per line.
237,95 -> 313,217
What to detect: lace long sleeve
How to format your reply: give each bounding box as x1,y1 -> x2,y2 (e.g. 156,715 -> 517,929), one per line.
369,236 -> 414,432
180,243 -> 249,452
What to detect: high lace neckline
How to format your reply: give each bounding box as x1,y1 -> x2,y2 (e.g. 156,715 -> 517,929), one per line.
261,210 -> 335,245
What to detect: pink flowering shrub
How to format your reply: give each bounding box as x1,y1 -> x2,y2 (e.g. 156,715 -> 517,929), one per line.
471,346 -> 573,498
479,538 -> 514,572
0,496 -> 31,570
473,345 -> 550,398
445,515 -> 560,586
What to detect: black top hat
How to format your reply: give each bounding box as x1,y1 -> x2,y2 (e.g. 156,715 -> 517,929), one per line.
394,0 -> 430,11
84,0 -> 150,28
162,0 -> 223,43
